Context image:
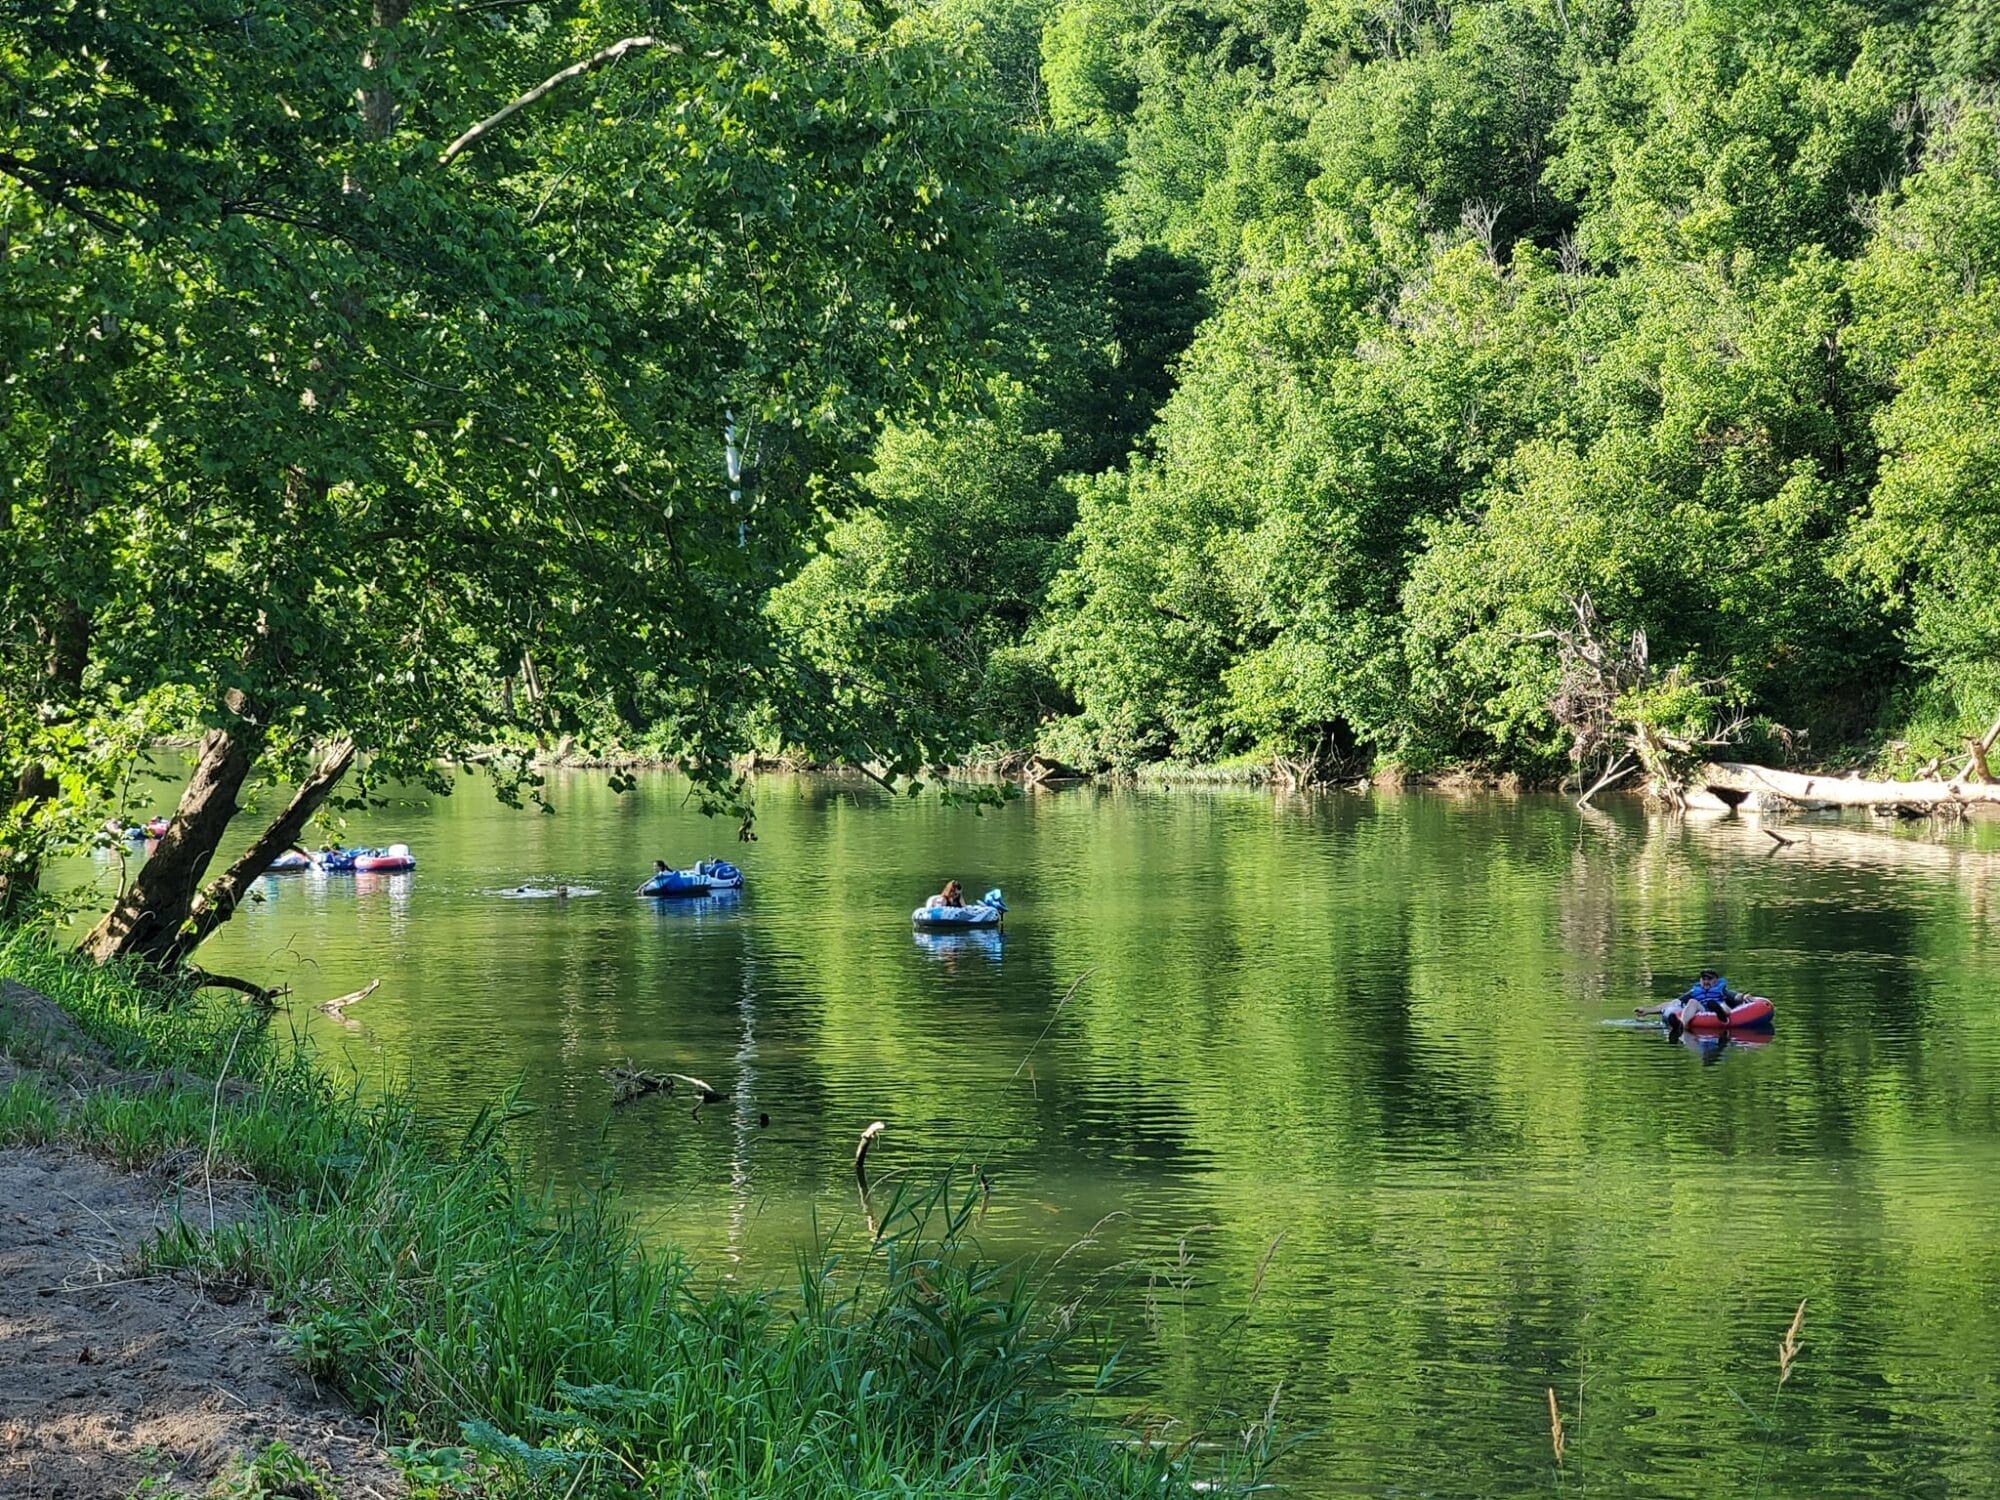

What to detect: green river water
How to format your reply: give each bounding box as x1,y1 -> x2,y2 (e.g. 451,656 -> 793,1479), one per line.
66,774 -> 2000,1497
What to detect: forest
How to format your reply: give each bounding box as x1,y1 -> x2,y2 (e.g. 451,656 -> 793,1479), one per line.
786,0 -> 2000,791
7,0 -> 2000,942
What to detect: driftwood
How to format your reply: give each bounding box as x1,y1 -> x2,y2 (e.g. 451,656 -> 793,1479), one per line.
1963,715 -> 2000,784
854,1121 -> 886,1241
1700,761 -> 2000,810
316,978 -> 380,1017
605,1065 -> 668,1103
604,1065 -> 727,1115
187,970 -> 291,1007
854,1120 -> 885,1196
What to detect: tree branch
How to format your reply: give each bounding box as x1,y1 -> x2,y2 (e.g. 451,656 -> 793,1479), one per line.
439,35 -> 679,165
185,969 -> 290,1005
0,153 -> 129,236
182,738 -> 357,953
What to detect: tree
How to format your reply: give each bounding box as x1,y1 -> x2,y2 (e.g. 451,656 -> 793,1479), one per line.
767,380 -> 1070,754
0,0 -> 1005,963
1848,101 -> 2000,748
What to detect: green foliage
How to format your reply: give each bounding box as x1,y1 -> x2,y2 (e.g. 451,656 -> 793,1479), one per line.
14,0 -> 2000,839
768,380 -> 1071,751
1,0 -> 1009,938
980,0 -> 2000,779
1043,0 -> 1145,132
204,1441 -> 336,1500
1554,0 -> 1907,266
1848,102 -> 2000,723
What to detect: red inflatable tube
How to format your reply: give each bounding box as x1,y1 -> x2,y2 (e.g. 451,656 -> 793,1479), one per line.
1681,995 -> 1774,1031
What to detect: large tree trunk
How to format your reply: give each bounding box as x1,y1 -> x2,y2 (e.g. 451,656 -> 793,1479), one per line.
78,728 -> 263,965
79,733 -> 357,970
1698,761 -> 2000,810
175,739 -> 355,959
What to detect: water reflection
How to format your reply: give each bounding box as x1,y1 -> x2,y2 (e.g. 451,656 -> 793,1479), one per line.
52,777 -> 2000,1497
643,889 -> 743,922
911,928 -> 1005,963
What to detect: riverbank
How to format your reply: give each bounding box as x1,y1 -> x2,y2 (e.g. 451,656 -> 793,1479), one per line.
0,931 -> 1270,1499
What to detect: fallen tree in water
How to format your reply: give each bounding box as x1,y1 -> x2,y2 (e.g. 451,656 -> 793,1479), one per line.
1696,761 -> 2000,810
1544,597 -> 2000,814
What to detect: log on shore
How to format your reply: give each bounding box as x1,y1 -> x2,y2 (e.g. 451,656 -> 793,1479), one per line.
1698,762 -> 2000,809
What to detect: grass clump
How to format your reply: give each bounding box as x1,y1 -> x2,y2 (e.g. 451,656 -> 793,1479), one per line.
1,931 -> 1273,1499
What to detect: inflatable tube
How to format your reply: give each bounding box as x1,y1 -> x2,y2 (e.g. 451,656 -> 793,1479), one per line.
640,859 -> 744,898
700,859 -> 744,890
351,844 -> 416,873
265,850 -> 314,872
1678,995 -> 1774,1031
912,887 -> 1006,929
641,869 -> 709,898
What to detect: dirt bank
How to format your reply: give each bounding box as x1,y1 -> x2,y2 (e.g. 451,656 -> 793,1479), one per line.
0,984 -> 402,1498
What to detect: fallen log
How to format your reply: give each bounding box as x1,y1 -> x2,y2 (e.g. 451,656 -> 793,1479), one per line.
316,978 -> 380,1017
187,970 -> 291,1007
603,1066 -> 727,1114
1698,762 -> 2000,810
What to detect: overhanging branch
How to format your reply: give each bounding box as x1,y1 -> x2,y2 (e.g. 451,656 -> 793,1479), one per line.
439,35 -> 679,165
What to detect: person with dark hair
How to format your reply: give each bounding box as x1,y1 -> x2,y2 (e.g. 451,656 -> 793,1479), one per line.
1636,968 -> 1737,1033
1682,968 -> 1735,1016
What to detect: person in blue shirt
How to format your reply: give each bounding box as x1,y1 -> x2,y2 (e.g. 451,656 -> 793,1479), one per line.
1684,969 -> 1736,1015
1636,968 -> 1736,1030
1640,976 -> 1736,1032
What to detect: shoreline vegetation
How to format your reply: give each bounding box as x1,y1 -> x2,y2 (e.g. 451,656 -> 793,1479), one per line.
0,929 -> 1277,1500
497,742 -> 2000,815
16,3 -> 2000,958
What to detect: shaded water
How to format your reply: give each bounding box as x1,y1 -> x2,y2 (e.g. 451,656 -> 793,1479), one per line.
68,776 -> 2000,1496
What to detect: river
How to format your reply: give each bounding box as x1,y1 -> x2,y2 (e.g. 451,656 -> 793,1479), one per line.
66,774 -> 2000,1496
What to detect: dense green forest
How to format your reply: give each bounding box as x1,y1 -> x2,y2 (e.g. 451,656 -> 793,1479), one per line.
7,0 -> 2000,947
783,0 -> 2000,786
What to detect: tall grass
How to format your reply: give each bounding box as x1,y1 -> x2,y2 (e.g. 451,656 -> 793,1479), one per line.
0,931 -> 1272,1498
0,926 -> 277,1076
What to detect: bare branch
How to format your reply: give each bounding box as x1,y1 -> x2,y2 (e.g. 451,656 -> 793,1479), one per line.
439,35 -> 679,165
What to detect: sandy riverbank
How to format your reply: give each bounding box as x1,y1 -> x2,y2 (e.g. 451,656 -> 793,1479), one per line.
0,982 -> 399,1498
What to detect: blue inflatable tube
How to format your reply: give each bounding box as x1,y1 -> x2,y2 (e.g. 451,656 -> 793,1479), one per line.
912,888 -> 1006,929
641,859 -> 744,898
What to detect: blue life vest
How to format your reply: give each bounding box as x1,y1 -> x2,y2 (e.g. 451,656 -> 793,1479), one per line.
1689,975 -> 1729,1004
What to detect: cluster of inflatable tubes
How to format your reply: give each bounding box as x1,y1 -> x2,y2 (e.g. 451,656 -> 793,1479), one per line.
307,844 -> 417,874
912,888 -> 1007,929
640,859 -> 744,898
118,817 -> 172,841
1671,995 -> 1775,1031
